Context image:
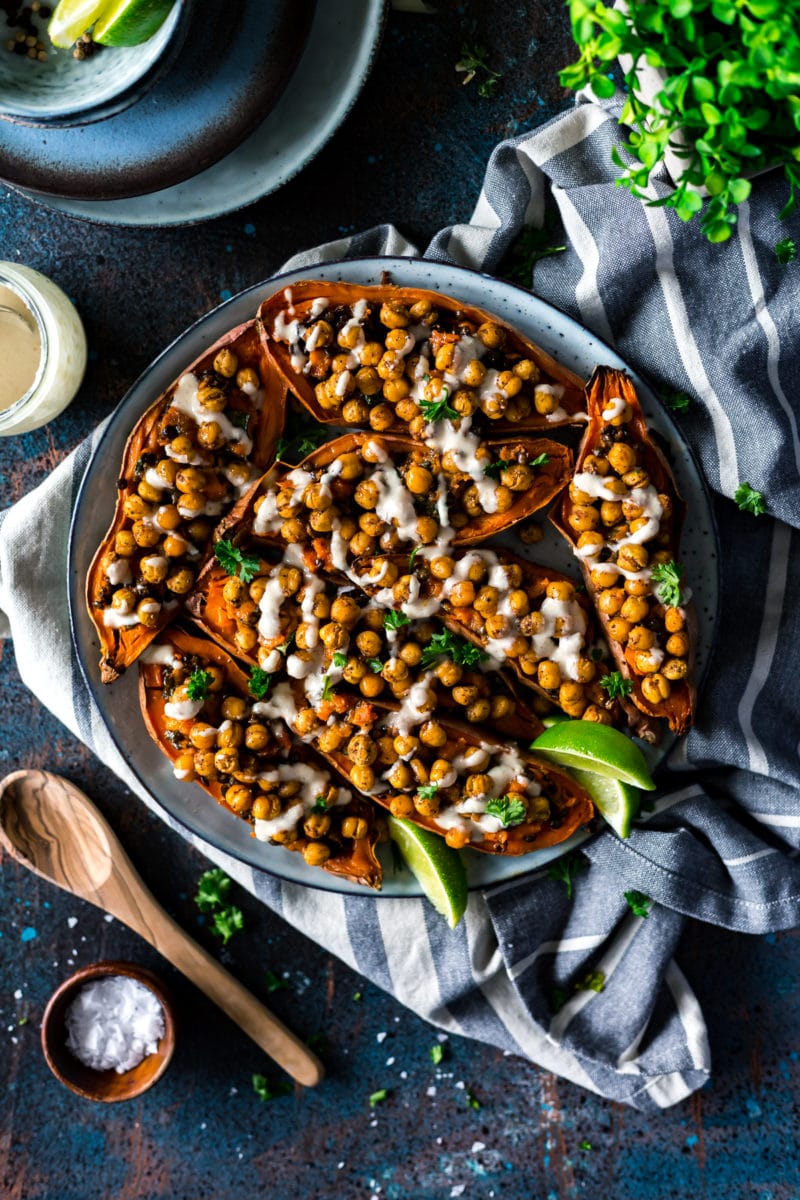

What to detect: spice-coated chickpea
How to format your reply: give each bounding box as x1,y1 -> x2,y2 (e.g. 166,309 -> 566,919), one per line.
251,794 -> 280,821
218,720 -> 244,749
466,699 -> 491,722
398,640 -> 422,667
166,567 -> 195,594
369,404 -> 395,432
111,587 -> 136,612
389,794 -> 415,818
406,464 -> 433,495
419,721 -> 447,749
114,530 -> 137,557
448,580 -> 475,608
303,841 -> 331,866
607,443 -> 637,475
590,564 -> 619,590
350,764 -> 376,791
628,626 -> 655,651
189,723 -> 217,751
490,695 -> 515,720
223,576 -> 247,606
280,518 -> 306,543
197,384 -> 227,412
538,660 -> 561,691
136,599 -> 161,627
379,301 -> 410,328
414,791 -> 440,817
347,733 -> 377,765
568,505 -> 600,533
634,650 -> 661,674
224,783 -> 252,814
193,751 -> 217,779
342,815 -> 369,839
607,617 -> 631,643
430,555 -> 455,580
663,658 -> 688,681
417,515 -> 439,543
359,673 -> 385,698
244,723 -> 270,752
596,587 -> 626,616
666,632 -> 689,657
620,596 -> 650,623
434,660 -> 461,688
642,673 -> 671,703
477,321 -> 505,350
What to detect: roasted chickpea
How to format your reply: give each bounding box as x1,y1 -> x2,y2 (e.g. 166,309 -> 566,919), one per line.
302,841 -> 331,866
568,505 -> 600,533
597,587 -> 626,616
342,815 -> 369,840
666,632 -> 689,657
379,301 -> 410,328
466,699 -> 491,722
136,598 -> 161,627
607,617 -> 631,643
280,517 -> 306,543
628,626 -> 655,651
359,673 -> 385,698
620,596 -> 650,623
218,720 -> 244,749
398,640 -> 422,667
641,673 -> 671,703
350,764 -> 376,791
222,576 -> 247,606
663,658 -> 688,681
435,660 -> 462,688
389,794 -> 415,818
664,607 -> 685,633
634,649 -> 662,674
111,586 -> 136,612
251,793 -> 280,821
490,694 -> 515,720
347,733 -> 377,765
114,530 -> 137,557
538,660 -> 561,691
414,790 -> 440,817
304,812 -> 332,840
193,750 -> 217,779
419,720 -> 447,749
386,761 -> 414,790
449,580 -> 475,608
166,567 -> 195,595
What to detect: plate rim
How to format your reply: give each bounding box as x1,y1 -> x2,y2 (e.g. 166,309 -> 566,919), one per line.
67,255 -> 720,897
7,0 -> 389,227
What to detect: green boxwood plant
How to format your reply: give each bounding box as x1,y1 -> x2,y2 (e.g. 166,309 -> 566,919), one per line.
560,0 -> 800,242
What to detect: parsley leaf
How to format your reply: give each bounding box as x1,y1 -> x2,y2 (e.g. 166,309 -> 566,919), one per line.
275,426 -> 328,463
419,630 -> 488,670
229,410 -> 251,432
321,675 -> 334,702
419,389 -> 458,423
599,671 -> 633,700
417,783 -> 439,801
211,904 -> 244,945
384,610 -> 410,631
547,854 -> 585,900
775,237 -> 796,265
248,666 -> 272,700
579,1140 -> 593,1152
332,650 -> 348,669
186,668 -> 213,702
650,559 -> 684,608
430,1043 -> 444,1065
408,545 -> 420,571
369,1088 -> 389,1107
312,794 -> 329,814
624,890 -> 652,918
484,451 -> 550,479
367,657 -> 384,674
485,795 -> 527,827
577,970 -> 605,994
353,991 -> 362,1003
194,868 -> 232,912
214,538 -> 260,584
456,43 -> 502,98
252,1073 -> 292,1102
735,481 -> 766,516
277,631 -> 296,656
466,1089 -> 481,1110
265,969 -> 292,993
661,387 -> 692,413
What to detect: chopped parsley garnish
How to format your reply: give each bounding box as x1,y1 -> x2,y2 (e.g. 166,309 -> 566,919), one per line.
384,610 -> 410,631
651,559 -> 684,607
419,629 -> 488,670
430,1043 -> 444,1065
775,237 -> 796,265
312,794 -> 329,814
211,905 -> 244,945
248,666 -> 272,700
599,671 -> 633,700
321,675 -> 334,702
353,991 -> 363,1003
735,481 -> 766,516
214,538 -> 260,584
229,410 -> 251,432
195,868 -> 232,912
369,1088 -> 389,1107
252,1073 -> 292,1102
484,451 -> 550,479
275,427 -> 328,462
547,854 -> 585,900
419,388 -> 458,423
408,545 -> 420,571
578,970 -> 606,994
277,631 -> 296,656
417,783 -> 440,801
579,1140 -> 593,1152
466,1088 -> 481,1110
332,651 -> 348,668
456,43 -> 502,98
186,668 -> 213,701
367,657 -> 384,674
485,795 -> 527,827
662,388 -> 692,414
265,969 -> 292,993
624,890 -> 652,919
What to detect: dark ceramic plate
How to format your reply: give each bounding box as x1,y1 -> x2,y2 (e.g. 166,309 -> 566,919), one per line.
0,0 -> 315,200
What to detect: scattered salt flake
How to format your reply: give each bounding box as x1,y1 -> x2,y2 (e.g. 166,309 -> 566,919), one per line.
437,1033 -> 449,1042
67,917 -> 78,929
436,1137 -> 443,1144
385,1056 -> 395,1066
369,1120 -> 378,1129
104,915 -> 114,923
455,1080 -> 465,1090
337,1162 -> 345,1170
376,1031 -> 387,1044
230,1087 -> 238,1096
426,1086 -> 437,1097
400,1071 -> 408,1080
11,1036 -> 18,1045
471,1141 -> 485,1153
450,1187 -> 466,1197
200,1122 -> 207,1130
13,989 -> 22,1000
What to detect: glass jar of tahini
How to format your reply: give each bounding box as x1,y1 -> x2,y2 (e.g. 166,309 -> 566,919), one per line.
0,262 -> 87,436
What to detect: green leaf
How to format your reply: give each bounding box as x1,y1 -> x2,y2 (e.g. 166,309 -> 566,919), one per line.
384,610 -> 411,631
624,890 -> 652,918
599,671 -> 633,700
420,629 -> 489,670
252,1073 -> 292,1102
419,389 -> 458,424
485,796 -> 527,827
369,1088 -> 389,1107
705,220 -> 734,243
547,854 -> 585,900
734,481 -> 766,516
214,539 -> 261,584
265,969 -> 292,993
312,794 -> 330,814
195,867 -> 232,912
590,73 -> 616,99
651,559 -> 685,607
248,666 -> 272,700
430,1043 -> 445,1065
662,388 -> 692,413
691,76 -> 716,103
321,675 -> 334,702
728,178 -> 752,204
367,657 -> 384,674
186,669 -> 213,702
704,170 -> 727,196
211,904 -> 244,945
333,650 -> 348,668
577,969 -> 606,993
775,237 -> 796,264
417,783 -> 440,801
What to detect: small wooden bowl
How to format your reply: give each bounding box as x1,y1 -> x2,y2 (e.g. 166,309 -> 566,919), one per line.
41,961 -> 176,1102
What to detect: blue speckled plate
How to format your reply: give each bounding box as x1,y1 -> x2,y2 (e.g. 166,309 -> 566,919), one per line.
68,258 -> 719,897
0,0 -> 314,200
12,0 -> 387,224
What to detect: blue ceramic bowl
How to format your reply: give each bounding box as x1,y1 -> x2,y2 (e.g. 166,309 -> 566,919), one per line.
0,0 -> 185,127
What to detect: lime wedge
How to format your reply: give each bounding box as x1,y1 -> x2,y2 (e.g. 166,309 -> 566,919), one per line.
566,767 -> 641,839
530,721 -> 656,791
47,0 -> 106,47
541,712 -> 569,728
92,0 -> 175,46
388,817 -> 468,929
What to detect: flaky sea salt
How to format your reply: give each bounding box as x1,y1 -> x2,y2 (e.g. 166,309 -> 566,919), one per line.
64,976 -> 165,1073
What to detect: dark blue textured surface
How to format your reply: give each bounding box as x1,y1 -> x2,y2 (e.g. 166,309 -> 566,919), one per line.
1,4 -> 799,1196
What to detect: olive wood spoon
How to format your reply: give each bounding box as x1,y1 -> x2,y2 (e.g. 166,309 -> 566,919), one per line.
0,769 -> 323,1087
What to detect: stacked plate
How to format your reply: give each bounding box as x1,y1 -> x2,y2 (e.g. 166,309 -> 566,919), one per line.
0,0 -> 386,225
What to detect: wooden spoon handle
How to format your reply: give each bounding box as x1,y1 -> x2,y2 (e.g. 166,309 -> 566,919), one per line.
143,907 -> 323,1087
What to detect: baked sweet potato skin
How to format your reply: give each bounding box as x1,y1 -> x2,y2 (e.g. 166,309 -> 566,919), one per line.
304,697 -> 594,855
551,367 -> 696,736
257,279 -> 587,432
138,627 -> 383,890
87,322 -> 286,684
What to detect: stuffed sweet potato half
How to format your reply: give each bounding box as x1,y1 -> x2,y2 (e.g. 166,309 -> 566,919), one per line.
87,322 -> 286,683
552,366 -> 696,735
138,628 -> 382,889
257,279 -> 588,435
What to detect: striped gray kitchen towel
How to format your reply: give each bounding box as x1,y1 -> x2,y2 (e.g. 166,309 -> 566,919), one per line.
2,92 -> 799,1110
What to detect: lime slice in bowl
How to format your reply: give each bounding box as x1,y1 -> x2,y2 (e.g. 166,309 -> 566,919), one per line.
565,767 -> 641,839
530,721 -> 656,791
388,817 -> 468,929
92,0 -> 175,46
47,0 -> 107,47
